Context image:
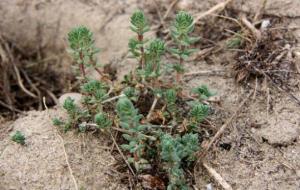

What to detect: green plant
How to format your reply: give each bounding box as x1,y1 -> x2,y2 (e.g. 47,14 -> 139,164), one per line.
11,131 -> 25,145
56,10 -> 215,189
143,39 -> 165,80
160,133 -> 199,190
67,26 -> 102,79
192,85 -> 215,100
170,11 -> 199,82
94,112 -> 112,129
81,79 -> 108,105
164,88 -> 177,115
129,10 -> 150,69
116,97 -> 153,171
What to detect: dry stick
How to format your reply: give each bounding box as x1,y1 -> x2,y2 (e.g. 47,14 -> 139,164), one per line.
200,90 -> 253,158
12,62 -> 37,98
184,70 -> 227,77
203,162 -> 233,190
193,0 -> 233,24
253,0 -> 268,22
241,14 -> 262,40
163,0 -> 179,20
101,94 -> 126,104
146,96 -> 159,121
56,133 -> 79,190
152,0 -> 165,27
0,99 -> 22,113
109,132 -> 136,177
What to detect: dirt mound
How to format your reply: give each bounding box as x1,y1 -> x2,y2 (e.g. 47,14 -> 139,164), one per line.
0,110 -> 125,190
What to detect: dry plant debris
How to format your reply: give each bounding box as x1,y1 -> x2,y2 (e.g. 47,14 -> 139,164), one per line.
0,35 -> 73,118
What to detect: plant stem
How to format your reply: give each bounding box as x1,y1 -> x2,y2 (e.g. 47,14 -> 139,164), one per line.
138,34 -> 144,69
79,51 -> 86,79
177,45 -> 184,83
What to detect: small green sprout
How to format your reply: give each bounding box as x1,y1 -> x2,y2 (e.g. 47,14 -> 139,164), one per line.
130,10 -> 149,35
52,118 -> 64,126
81,79 -> 108,103
192,85 -> 215,100
164,89 -> 177,114
129,10 -> 150,69
189,103 -> 209,124
67,26 -> 101,78
116,97 -> 151,171
170,11 -> 199,82
144,39 -> 165,80
11,131 -> 25,145
160,133 -> 199,189
94,113 -> 112,129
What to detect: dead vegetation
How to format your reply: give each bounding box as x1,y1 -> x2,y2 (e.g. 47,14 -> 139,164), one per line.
0,35 -> 76,118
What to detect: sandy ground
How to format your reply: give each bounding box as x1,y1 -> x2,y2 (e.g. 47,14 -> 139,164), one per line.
0,0 -> 300,189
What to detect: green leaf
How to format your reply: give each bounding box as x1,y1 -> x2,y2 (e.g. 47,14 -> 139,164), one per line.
192,85 -> 215,100
189,103 -> 209,124
94,113 -> 112,129
11,131 -> 25,145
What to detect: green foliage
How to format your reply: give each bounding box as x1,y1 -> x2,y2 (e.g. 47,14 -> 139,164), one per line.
58,10 -> 215,189
63,97 -> 77,116
94,113 -> 112,129
116,97 -> 150,171
52,118 -> 64,126
164,89 -> 177,114
68,26 -> 94,51
160,133 -> 199,189
123,87 -> 139,102
192,85 -> 215,100
227,33 -> 243,49
130,10 -> 149,35
144,39 -> 165,79
189,103 -> 209,124
169,11 -> 198,78
62,97 -> 90,132
81,79 -> 108,103
11,131 -> 25,145
67,26 -> 100,78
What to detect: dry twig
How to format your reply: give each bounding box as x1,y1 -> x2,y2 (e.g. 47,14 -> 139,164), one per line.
203,162 -> 233,190
241,14 -> 262,40
163,0 -> 179,20
199,90 -> 253,159
194,0 -> 233,23
146,96 -> 159,121
56,133 -> 79,190
109,131 -> 136,177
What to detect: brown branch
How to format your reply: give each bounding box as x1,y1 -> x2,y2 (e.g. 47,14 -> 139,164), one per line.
241,14 -> 262,40
194,0 -> 233,24
109,131 -> 136,177
203,162 -> 233,190
163,0 -> 179,20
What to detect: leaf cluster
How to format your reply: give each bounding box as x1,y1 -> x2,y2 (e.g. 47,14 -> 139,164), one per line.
67,26 -> 100,77
117,97 -> 151,170
192,85 -> 215,100
170,11 -> 199,74
11,131 -> 26,145
160,133 -> 199,190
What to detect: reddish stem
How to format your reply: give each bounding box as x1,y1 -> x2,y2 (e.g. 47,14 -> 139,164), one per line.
138,34 -> 144,69
79,51 -> 86,79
